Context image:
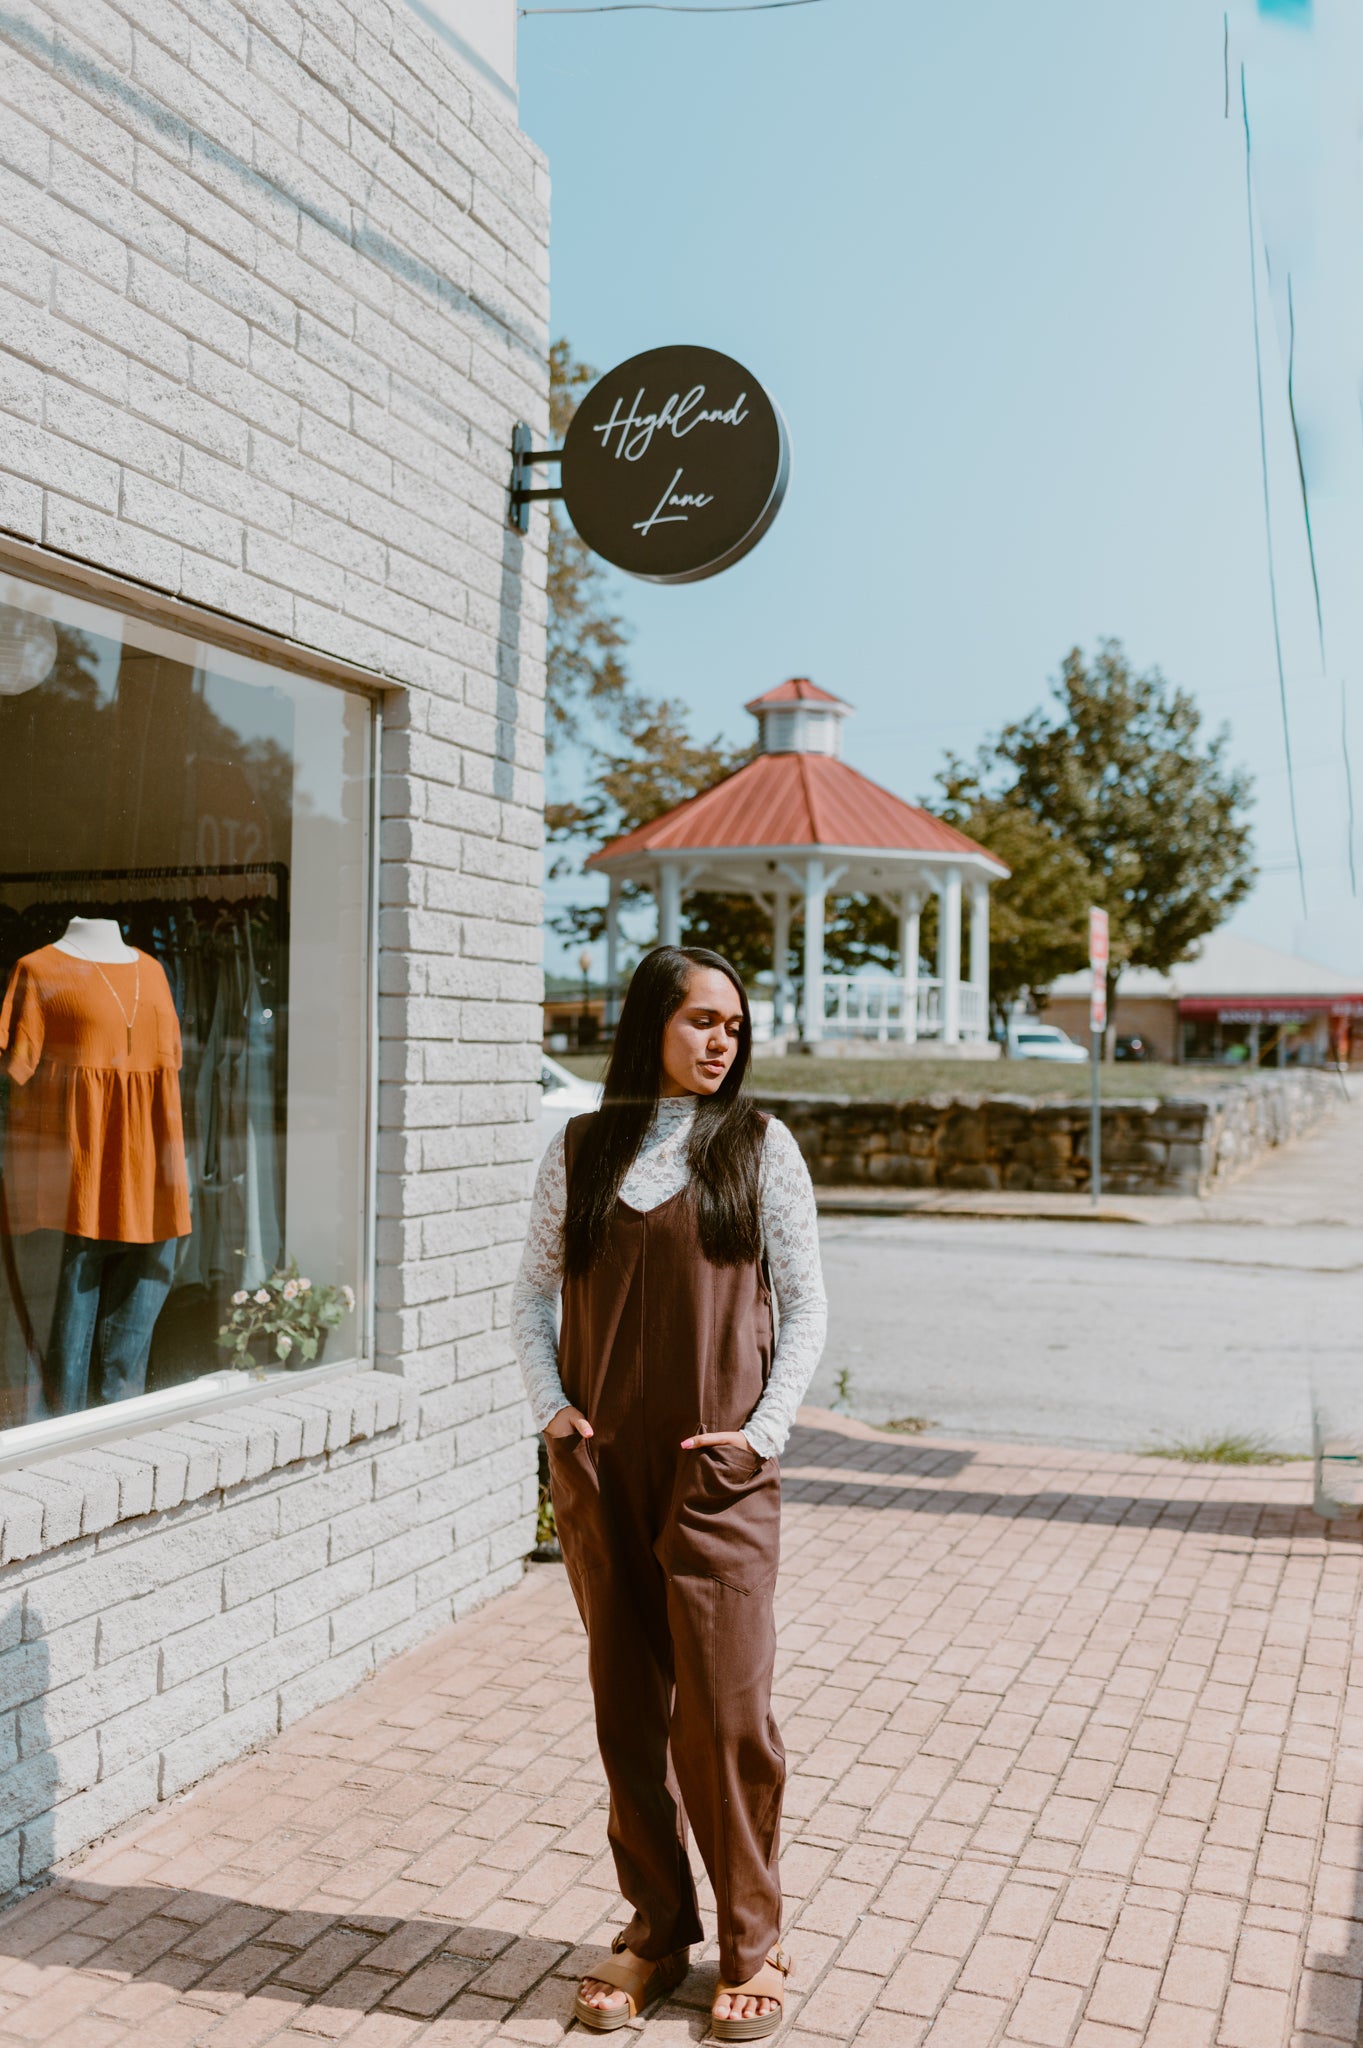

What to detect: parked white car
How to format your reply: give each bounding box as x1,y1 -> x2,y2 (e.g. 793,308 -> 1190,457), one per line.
538,1053 -> 603,1155
1005,1022 -> 1090,1063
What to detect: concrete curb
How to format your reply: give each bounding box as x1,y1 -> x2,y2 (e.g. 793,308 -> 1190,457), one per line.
813,1186 -> 1179,1224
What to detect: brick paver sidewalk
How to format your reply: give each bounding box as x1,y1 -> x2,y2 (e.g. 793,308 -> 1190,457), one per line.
0,1411 -> 1360,2048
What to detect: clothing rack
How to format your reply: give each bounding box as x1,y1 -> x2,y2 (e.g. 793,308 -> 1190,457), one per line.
0,862 -> 290,976
0,862 -> 288,904
0,862 -> 287,881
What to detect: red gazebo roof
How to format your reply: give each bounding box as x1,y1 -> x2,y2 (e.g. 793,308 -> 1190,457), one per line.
586,750 -> 1003,867
743,676 -> 850,714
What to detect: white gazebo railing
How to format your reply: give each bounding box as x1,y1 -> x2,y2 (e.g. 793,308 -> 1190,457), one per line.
958,983 -> 988,1038
772,976 -> 991,1043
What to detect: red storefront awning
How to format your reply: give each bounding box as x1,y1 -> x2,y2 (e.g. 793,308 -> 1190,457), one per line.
1179,995 -> 1363,1019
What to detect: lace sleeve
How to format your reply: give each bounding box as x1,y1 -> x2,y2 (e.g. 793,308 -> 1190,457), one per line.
743,1117 -> 827,1458
511,1126 -> 571,1430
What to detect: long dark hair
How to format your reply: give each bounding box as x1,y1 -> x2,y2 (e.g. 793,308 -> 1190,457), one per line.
563,945 -> 766,1276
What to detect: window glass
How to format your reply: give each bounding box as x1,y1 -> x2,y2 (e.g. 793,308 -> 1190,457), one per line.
0,570 -> 373,1436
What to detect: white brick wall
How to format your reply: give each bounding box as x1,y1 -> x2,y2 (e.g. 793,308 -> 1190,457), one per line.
0,0 -> 548,1888
0,1375 -> 546,1889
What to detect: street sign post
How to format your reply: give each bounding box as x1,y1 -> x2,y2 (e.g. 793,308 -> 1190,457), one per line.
1088,907 -> 1109,1207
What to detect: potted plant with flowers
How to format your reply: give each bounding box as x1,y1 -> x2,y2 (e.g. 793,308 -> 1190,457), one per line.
217,1259 -> 355,1375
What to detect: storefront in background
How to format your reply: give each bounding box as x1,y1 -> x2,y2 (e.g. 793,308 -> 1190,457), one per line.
1178,998 -> 1362,1068
543,984 -> 607,1051
0,0 -> 546,1892
1044,930 -> 1363,1066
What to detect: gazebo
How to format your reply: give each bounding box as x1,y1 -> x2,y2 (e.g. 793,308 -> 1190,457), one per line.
587,679 -> 1009,1045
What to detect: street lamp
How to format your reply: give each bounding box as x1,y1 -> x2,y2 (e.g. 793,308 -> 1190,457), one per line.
578,948 -> 593,1050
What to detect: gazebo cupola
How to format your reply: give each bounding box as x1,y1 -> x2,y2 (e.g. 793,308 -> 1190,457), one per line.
587,679 -> 1009,1046
746,677 -> 851,757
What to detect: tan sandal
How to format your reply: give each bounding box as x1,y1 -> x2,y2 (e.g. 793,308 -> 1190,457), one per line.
573,1932 -> 690,2032
709,1946 -> 792,2041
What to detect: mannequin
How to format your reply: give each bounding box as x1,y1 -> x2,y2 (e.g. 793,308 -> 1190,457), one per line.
54,917 -> 138,964
0,922 -> 191,1415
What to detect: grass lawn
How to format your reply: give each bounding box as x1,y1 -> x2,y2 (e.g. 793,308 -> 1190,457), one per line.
550,1051 -> 1230,1101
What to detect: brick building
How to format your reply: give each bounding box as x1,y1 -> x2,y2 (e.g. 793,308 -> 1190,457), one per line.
0,0 -> 548,1887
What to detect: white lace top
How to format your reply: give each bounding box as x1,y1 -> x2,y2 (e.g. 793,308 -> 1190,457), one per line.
511,1097 -> 826,1457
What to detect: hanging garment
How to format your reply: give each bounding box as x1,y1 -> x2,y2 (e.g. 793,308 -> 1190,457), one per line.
0,947 -> 191,1242
191,920 -> 282,1290
169,928 -> 210,1291
546,1113 -> 786,1988
191,934 -> 232,1284
237,913 -> 281,1289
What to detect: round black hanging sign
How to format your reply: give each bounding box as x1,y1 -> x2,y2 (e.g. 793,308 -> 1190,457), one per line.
560,344 -> 789,584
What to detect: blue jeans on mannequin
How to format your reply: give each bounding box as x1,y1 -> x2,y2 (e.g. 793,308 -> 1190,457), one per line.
45,1236 -> 177,1415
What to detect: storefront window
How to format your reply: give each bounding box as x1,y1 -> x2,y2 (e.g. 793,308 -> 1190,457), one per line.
1180,1011 -> 1331,1069
0,568 -> 373,1441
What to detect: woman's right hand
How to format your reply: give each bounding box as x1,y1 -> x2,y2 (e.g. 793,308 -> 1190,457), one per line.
545,1405 -> 593,1440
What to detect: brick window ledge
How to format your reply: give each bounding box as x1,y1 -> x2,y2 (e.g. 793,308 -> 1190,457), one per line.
0,1373 -> 409,1565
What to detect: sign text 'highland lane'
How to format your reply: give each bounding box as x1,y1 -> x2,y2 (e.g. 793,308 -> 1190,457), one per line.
591,385 -> 751,463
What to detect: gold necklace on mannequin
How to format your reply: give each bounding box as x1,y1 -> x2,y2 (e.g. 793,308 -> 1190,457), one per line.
87,955 -> 141,1055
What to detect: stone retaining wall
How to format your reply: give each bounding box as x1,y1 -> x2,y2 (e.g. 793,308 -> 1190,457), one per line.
755,1069 -> 1340,1196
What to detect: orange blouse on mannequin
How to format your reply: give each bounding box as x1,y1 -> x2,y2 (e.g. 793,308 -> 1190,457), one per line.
0,946 -> 192,1243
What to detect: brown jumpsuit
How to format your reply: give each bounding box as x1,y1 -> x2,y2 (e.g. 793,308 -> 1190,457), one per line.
545,1114 -> 785,1985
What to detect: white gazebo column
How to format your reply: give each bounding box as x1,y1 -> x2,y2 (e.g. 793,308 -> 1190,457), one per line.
899,890 -> 921,1043
772,892 -> 791,1031
802,857 -> 826,1043
604,876 -> 622,1025
968,879 -> 989,1040
657,862 -> 682,947
938,866 -> 962,1045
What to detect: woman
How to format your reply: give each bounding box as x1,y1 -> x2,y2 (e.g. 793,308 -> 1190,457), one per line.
513,945 -> 826,2040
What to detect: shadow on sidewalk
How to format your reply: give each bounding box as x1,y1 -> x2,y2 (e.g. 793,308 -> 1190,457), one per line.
0,1879 -> 590,2017
0,1601 -> 55,1898
785,1422 -> 975,1481
1294,1807 -> 1363,2041
1295,1943 -> 1363,2044
782,1424 -> 1361,1539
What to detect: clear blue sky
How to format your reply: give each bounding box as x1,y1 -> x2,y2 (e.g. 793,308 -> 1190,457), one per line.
519,0 -> 1363,983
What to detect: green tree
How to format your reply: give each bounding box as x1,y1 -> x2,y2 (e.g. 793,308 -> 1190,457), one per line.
966,639 -> 1255,1044
932,772 -> 1093,1024
545,340 -> 633,755
549,697 -> 769,976
820,895 -> 914,976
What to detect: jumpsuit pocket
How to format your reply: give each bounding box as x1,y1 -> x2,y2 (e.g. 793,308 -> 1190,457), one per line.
544,1431 -> 610,1583
658,1441 -> 780,1595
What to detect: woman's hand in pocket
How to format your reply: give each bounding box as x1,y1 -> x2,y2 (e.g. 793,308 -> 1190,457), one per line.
545,1406 -> 593,1441
679,1431 -> 749,1450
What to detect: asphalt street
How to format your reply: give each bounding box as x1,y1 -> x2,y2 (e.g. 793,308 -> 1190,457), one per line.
811,1153 -> 1363,1456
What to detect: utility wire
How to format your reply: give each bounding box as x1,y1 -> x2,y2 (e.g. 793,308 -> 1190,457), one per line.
521,1 -> 826,13
1283,276 -> 1357,894
1286,278 -> 1326,662
1343,682 -> 1358,894
1241,68 -> 1307,915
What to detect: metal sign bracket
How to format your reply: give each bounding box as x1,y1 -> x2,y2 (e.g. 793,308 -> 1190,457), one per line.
509,423 -> 564,533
